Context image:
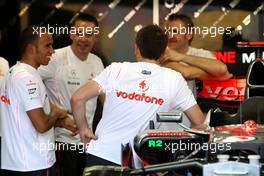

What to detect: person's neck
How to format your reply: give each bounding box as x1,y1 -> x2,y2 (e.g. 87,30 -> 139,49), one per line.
70,45 -> 89,61
20,56 -> 39,69
177,45 -> 189,54
138,57 -> 159,65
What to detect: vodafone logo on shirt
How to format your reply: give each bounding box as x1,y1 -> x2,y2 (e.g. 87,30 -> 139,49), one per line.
115,80 -> 164,105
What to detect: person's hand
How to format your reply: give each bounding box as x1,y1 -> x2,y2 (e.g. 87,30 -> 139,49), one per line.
159,48 -> 184,64
50,103 -> 67,119
79,127 -> 97,146
159,47 -> 171,64
218,72 -> 234,81
55,116 -> 78,135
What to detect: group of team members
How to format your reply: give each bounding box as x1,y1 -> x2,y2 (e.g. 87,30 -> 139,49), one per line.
0,13 -> 231,176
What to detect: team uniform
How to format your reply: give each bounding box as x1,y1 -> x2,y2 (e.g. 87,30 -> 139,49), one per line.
0,62 -> 55,174
38,46 -> 104,176
88,62 -> 196,165
0,56 -> 9,171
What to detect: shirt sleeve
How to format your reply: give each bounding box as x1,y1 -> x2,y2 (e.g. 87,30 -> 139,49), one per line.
93,63 -> 122,93
0,57 -> 9,85
170,74 -> 197,112
15,73 -> 43,111
92,64 -> 112,93
93,56 -> 105,76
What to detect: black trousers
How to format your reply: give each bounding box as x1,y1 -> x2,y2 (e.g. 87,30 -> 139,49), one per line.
2,163 -> 56,176
0,137 -> 2,176
55,142 -> 87,176
85,154 -> 121,176
86,154 -> 120,167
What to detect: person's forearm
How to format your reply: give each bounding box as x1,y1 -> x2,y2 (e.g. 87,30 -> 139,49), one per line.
163,61 -> 213,80
43,114 -> 59,132
55,116 -> 78,134
181,54 -> 228,77
71,98 -> 89,131
34,113 -> 59,133
70,80 -> 102,131
40,108 -> 67,133
185,104 -> 205,130
27,108 -> 60,133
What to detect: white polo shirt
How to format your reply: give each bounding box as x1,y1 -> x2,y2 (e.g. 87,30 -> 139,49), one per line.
88,62 -> 196,164
0,56 -> 9,137
38,46 -> 104,144
0,62 -> 55,171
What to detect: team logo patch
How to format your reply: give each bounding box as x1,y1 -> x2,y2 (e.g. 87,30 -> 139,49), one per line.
114,80 -> 164,105
67,81 -> 80,85
26,80 -> 36,86
115,91 -> 164,105
141,70 -> 151,75
139,80 -> 149,92
71,70 -> 77,77
28,88 -> 36,95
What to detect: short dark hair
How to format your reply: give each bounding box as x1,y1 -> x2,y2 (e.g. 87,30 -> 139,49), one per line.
19,26 -> 41,57
72,13 -> 99,27
168,14 -> 194,29
167,14 -> 194,43
136,24 -> 168,60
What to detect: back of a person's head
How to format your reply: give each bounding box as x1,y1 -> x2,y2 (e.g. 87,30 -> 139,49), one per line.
72,13 -> 98,27
136,24 -> 168,60
19,26 -> 41,57
167,13 -> 194,28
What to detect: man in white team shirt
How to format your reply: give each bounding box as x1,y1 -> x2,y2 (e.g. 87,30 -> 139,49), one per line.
38,13 -> 104,176
71,24 -> 205,166
162,14 -> 233,97
160,14 -> 233,130
0,26 -> 76,176
0,56 -> 9,175
0,30 -> 10,175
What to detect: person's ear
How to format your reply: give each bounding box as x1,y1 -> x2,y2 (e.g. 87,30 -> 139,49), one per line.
134,44 -> 141,58
134,44 -> 141,60
26,43 -> 36,54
